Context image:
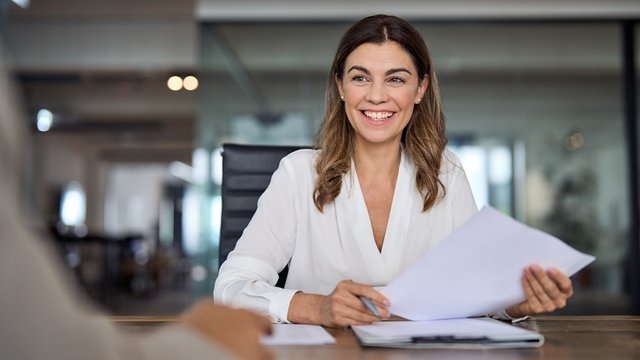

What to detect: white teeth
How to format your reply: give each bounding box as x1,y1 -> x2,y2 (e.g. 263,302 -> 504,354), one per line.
364,111 -> 393,121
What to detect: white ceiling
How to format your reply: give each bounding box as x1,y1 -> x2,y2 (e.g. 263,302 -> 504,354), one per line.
197,0 -> 640,21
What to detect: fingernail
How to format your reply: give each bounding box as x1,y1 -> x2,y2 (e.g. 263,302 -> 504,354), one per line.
530,264 -> 541,272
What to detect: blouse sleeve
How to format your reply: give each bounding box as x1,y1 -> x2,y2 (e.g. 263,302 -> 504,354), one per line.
213,156 -> 301,323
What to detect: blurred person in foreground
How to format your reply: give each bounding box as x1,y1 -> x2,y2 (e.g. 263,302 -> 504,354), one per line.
215,14 -> 574,327
0,44 -> 272,360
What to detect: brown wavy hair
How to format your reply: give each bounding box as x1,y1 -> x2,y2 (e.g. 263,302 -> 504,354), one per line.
313,14 -> 447,212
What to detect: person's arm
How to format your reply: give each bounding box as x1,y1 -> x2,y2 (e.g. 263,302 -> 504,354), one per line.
179,300 -> 272,360
0,188 -> 271,360
214,152 -> 391,327
287,280 -> 390,327
214,154 -> 302,323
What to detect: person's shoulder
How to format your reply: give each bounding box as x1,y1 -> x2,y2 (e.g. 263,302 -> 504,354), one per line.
440,148 -> 465,174
441,148 -> 462,165
280,148 -> 319,173
282,148 -> 318,163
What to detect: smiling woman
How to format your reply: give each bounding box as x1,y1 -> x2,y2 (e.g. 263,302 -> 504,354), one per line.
214,14 -> 575,328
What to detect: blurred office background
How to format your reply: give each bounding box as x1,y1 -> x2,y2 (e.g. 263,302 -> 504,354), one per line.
1,0 -> 639,315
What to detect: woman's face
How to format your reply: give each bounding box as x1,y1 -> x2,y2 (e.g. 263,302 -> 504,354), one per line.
336,41 -> 428,148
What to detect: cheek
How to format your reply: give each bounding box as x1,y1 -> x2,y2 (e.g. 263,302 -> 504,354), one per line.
343,87 -> 364,102
402,89 -> 421,107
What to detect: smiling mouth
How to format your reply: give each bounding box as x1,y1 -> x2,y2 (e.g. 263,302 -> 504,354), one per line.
363,111 -> 394,121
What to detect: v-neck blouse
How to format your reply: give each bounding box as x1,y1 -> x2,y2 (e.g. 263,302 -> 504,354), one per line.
214,148 -> 478,323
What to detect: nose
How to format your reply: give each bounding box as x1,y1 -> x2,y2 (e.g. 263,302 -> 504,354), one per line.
365,81 -> 388,104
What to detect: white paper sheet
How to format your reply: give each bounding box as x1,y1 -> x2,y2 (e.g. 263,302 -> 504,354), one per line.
260,324 -> 336,345
382,206 -> 595,321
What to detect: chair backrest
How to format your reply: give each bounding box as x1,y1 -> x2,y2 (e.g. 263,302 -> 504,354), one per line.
219,143 -> 307,288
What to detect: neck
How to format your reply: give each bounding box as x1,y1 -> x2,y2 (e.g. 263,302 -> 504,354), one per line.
353,140 -> 402,179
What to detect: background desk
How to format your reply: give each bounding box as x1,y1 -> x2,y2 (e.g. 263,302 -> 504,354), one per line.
113,315 -> 640,359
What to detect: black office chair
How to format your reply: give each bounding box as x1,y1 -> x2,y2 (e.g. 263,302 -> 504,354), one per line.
219,143 -> 307,288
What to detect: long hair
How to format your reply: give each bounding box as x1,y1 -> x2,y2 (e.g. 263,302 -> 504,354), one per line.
313,14 -> 447,212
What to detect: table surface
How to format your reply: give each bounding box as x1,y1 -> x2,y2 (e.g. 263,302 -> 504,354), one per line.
112,315 -> 640,359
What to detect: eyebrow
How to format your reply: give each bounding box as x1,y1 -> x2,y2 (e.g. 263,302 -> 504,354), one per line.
347,65 -> 413,76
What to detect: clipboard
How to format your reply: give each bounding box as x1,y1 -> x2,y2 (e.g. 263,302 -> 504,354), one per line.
352,317 -> 544,349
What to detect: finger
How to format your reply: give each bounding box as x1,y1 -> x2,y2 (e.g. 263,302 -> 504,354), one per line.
548,268 -> 574,296
342,281 -> 390,309
255,314 -> 273,335
530,265 -> 571,309
328,303 -> 379,327
525,267 -> 550,300
234,309 -> 273,335
360,288 -> 390,308
325,287 -> 380,326
338,294 -> 384,322
529,265 -> 564,299
521,273 -> 543,314
338,281 -> 390,317
259,347 -> 274,360
336,306 -> 381,325
526,267 -> 560,311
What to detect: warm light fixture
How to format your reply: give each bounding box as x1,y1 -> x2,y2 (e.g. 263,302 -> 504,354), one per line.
167,75 -> 183,91
183,76 -> 199,91
564,131 -> 585,151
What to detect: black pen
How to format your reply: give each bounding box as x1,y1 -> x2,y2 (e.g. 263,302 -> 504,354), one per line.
358,295 -> 381,317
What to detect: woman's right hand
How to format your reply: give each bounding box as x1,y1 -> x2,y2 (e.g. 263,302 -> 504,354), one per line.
289,280 -> 390,327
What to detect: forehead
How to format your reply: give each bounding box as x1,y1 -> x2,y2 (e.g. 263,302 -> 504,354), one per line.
345,41 -> 416,72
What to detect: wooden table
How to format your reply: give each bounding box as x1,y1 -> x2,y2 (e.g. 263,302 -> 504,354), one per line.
113,316 -> 640,359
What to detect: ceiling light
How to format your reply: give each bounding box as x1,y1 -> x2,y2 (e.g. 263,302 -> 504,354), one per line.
167,76 -> 183,91
37,109 -> 53,132
183,76 -> 199,91
11,0 -> 30,8
564,132 -> 584,151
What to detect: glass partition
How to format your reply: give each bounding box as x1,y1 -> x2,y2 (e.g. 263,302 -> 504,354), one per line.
199,21 -> 631,314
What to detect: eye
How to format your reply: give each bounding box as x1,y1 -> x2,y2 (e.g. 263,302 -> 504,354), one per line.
351,75 -> 369,83
388,77 -> 406,85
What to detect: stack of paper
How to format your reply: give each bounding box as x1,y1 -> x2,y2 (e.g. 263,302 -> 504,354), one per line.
353,317 -> 543,349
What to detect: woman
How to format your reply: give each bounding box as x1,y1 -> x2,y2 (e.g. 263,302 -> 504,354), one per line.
214,14 -> 573,327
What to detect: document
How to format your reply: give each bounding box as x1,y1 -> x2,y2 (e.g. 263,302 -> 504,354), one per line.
352,317 -> 544,349
261,324 -> 336,345
382,206 -> 595,321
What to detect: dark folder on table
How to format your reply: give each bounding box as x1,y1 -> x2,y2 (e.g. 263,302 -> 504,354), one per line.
352,317 -> 543,349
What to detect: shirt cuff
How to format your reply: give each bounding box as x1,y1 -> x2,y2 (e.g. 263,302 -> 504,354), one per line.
270,288 -> 300,323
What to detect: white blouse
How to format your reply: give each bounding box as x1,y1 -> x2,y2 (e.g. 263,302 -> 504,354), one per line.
214,148 -> 478,323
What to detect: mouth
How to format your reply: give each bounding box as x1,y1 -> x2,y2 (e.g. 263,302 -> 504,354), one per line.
363,110 -> 394,122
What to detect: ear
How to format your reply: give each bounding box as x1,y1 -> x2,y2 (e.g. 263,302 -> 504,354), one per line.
416,75 -> 429,104
335,74 -> 344,99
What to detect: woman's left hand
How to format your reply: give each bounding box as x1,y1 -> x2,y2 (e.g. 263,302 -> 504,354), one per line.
506,264 -> 574,318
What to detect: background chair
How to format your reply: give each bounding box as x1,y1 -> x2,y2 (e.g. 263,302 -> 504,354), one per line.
219,143 -> 307,288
